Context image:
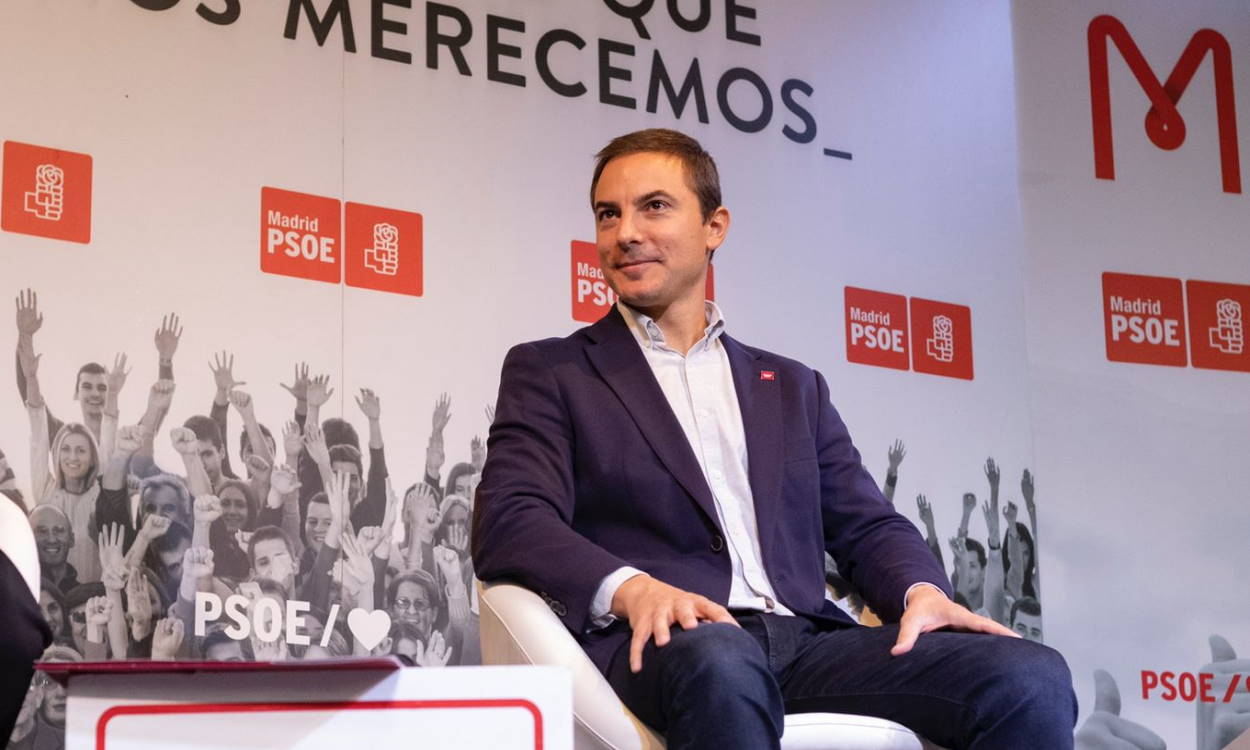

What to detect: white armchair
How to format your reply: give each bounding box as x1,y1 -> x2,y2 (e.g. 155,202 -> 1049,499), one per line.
477,581 -> 942,750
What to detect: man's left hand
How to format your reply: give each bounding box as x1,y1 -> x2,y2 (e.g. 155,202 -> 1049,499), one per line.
890,584 -> 1018,656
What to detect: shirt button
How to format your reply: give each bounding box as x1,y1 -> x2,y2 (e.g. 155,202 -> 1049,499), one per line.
710,535 -> 724,552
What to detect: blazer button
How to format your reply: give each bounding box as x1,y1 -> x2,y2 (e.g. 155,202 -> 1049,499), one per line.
710,535 -> 724,552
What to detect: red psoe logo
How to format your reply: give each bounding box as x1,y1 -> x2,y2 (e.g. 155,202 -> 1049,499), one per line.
1,141 -> 93,243
570,240 -> 715,323
910,297 -> 974,380
844,287 -> 909,371
1102,272 -> 1187,367
1186,279 -> 1250,372
1088,15 -> 1241,193
260,188 -> 342,284
344,202 -> 423,297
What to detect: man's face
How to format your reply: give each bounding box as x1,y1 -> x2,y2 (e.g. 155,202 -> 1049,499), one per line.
68,603 -> 88,652
39,590 -> 64,638
442,505 -> 469,541
39,674 -> 67,727
391,581 -> 434,638
1012,612 -> 1043,643
219,486 -> 249,532
58,432 -> 93,482
76,372 -> 107,416
251,537 -> 294,587
142,484 -> 185,524
960,550 -> 985,594
331,460 -> 362,505
593,151 -> 727,312
31,508 -> 73,567
305,501 -> 332,550
197,439 -> 224,483
158,539 -> 191,583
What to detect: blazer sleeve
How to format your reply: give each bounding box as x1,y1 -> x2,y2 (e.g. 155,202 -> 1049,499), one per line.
813,370 -> 952,622
471,342 -> 631,634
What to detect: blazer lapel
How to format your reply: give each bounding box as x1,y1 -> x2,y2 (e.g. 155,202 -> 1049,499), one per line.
723,335 -> 783,555
584,309 -> 721,526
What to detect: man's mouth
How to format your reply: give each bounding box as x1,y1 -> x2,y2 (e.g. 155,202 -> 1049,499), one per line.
617,258 -> 658,269
42,543 -> 62,556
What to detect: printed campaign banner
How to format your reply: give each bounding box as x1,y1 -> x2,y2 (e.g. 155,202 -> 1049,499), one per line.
1013,0 -> 1250,746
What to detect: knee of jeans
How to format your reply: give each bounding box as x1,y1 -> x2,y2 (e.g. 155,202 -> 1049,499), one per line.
664,623 -> 767,681
992,640 -> 1076,704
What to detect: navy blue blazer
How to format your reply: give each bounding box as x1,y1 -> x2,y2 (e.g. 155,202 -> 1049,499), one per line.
472,307 -> 951,674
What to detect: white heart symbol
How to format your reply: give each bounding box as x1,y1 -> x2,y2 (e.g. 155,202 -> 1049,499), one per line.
347,608 -> 392,651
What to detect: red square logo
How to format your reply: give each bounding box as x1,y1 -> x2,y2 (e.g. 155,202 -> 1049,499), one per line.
910,297 -> 974,380
1186,279 -> 1250,372
570,241 -> 716,323
260,187 -> 341,284
344,202 -> 423,297
2,141 -> 92,244
844,287 -> 909,371
1102,272 -> 1187,367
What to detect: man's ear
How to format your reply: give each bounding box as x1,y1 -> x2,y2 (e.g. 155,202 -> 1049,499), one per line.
705,206 -> 730,253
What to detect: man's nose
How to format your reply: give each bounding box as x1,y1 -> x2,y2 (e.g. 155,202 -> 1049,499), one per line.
616,208 -> 643,247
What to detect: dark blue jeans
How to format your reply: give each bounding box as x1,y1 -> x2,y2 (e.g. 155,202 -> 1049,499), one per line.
605,613 -> 1077,750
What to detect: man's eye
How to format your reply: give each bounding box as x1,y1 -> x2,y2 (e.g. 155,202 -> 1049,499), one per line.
646,200 -> 667,211
597,210 -> 617,221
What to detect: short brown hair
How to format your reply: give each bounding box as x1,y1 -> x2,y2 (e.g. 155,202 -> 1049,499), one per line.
590,129 -> 722,222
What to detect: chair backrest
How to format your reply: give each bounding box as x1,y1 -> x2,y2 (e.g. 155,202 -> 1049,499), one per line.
477,580 -> 665,750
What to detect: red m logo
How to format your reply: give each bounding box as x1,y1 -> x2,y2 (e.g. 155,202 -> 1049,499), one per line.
1088,14 -> 1241,194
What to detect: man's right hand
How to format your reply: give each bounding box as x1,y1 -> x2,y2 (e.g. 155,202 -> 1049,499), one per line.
611,574 -> 738,674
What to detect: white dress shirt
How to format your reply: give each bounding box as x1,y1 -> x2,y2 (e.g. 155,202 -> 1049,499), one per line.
589,300 -> 793,626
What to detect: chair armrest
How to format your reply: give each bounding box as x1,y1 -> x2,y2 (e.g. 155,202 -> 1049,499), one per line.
477,580 -> 663,750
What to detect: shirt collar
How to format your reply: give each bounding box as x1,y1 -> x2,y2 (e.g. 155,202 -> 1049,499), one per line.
617,299 -> 726,353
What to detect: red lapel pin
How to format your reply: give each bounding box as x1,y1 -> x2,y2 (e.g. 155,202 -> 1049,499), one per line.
760,370 -> 776,381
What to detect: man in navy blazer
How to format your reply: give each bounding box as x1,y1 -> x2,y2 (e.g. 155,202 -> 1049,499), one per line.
473,129 -> 1076,750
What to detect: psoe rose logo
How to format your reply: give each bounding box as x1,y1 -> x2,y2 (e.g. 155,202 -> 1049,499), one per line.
1210,299 -> 1243,355
365,222 -> 400,276
926,315 -> 955,363
1186,279 -> 1250,372
2,141 -> 93,243
25,164 -> 64,220
345,202 -> 423,297
910,297 -> 974,380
